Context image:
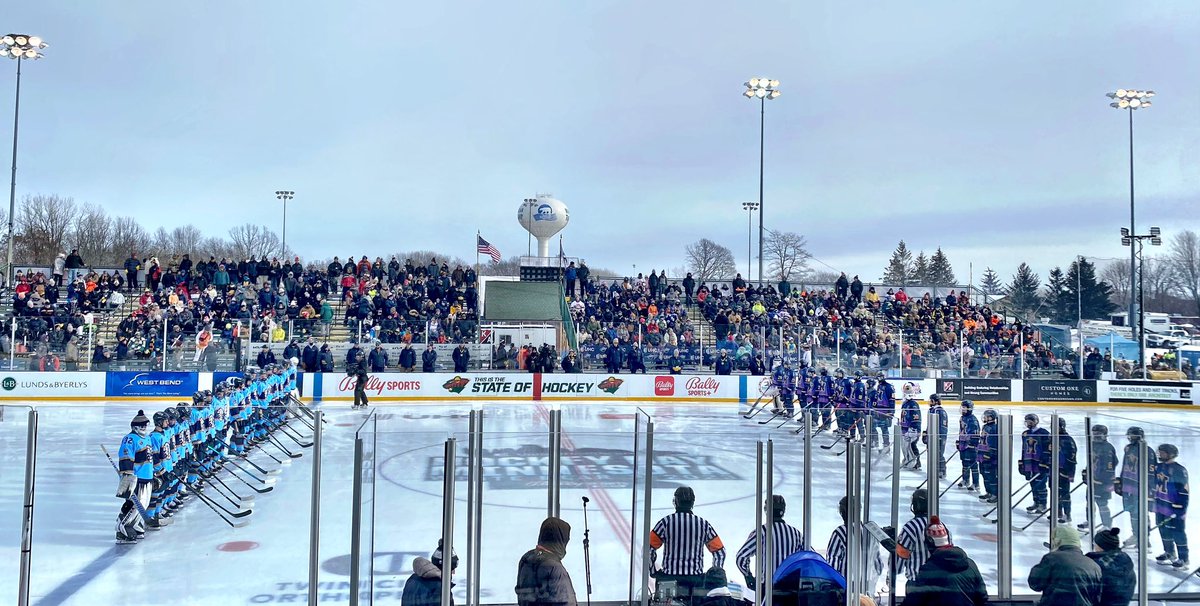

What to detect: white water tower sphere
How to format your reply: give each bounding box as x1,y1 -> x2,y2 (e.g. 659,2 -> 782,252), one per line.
517,195 -> 569,257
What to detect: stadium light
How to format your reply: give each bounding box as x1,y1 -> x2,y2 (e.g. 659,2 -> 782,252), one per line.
741,201 -> 759,279
275,190 -> 294,257
743,76 -> 780,285
2,34 -> 48,286
1107,87 -> 1153,367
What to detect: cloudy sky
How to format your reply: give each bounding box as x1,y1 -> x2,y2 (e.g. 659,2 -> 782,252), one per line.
4,2 -> 1199,284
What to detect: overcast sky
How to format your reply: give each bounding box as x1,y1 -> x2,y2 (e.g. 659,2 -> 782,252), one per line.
4,1 -> 1199,284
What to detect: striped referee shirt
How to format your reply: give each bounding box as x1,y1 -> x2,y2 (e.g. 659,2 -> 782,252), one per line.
649,512 -> 726,575
735,520 -> 806,578
825,525 -> 885,582
896,516 -> 952,581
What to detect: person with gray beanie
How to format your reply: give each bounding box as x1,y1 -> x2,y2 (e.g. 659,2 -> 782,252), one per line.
1087,529 -> 1136,606
1029,526 -> 1103,606
402,539 -> 458,606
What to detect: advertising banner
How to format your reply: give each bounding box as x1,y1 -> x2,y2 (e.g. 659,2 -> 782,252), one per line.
1109,380 -> 1194,405
934,379 -> 962,401
0,372 -> 106,399
960,379 -> 1013,401
106,372 -> 199,398
1022,379 -> 1097,403
314,372 -> 742,401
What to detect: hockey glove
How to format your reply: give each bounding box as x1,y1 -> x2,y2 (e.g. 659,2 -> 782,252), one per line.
1081,468 -> 1089,483
1112,477 -> 1122,494
116,473 -> 135,499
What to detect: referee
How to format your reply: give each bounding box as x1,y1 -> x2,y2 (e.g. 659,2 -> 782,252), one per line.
649,486 -> 726,603
890,489 -> 952,581
735,495 -> 806,589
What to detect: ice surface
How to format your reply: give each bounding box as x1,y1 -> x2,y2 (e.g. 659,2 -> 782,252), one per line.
2,400 -> 1199,605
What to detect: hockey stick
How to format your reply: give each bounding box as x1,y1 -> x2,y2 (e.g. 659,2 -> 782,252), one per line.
741,393 -> 770,418
166,471 -> 254,524
821,434 -> 847,450
267,434 -> 303,458
939,471 -> 967,498
1124,514 -> 1175,547
218,460 -> 277,492
279,424 -> 314,448
290,395 -> 328,424
886,447 -> 925,480
758,409 -> 786,425
1168,562 -> 1200,592
983,480 -> 1035,518
99,445 -> 152,522
287,407 -> 317,431
212,437 -> 283,474
1018,481 -> 1085,532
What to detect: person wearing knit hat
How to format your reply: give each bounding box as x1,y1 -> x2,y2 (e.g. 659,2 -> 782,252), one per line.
402,539 -> 457,606
1087,529 -> 1136,606
901,516 -> 988,606
1028,526 -> 1102,606
115,410 -> 154,543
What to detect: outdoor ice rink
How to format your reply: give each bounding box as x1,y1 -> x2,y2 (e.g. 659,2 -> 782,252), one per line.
3,399 -> 1200,605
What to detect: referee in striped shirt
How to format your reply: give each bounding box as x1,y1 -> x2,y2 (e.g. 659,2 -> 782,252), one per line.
735,495 -> 806,589
826,497 -> 885,586
649,487 -> 726,602
891,488 -> 951,581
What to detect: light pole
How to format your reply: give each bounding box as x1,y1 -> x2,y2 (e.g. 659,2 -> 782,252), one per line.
743,77 -> 780,285
741,201 -> 758,280
1106,88 -> 1153,353
1122,226 -> 1162,375
275,190 -> 294,257
1,34 -> 47,287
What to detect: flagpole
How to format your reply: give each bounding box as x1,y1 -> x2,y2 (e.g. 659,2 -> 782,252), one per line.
475,230 -> 481,285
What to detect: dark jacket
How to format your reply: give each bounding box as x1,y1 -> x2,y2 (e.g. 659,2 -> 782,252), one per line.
1028,546 -> 1103,606
452,346 -> 470,372
1086,550 -> 1135,606
902,546 -> 988,606
422,348 -> 437,372
401,556 -> 450,606
400,346 -> 417,370
516,518 -> 577,606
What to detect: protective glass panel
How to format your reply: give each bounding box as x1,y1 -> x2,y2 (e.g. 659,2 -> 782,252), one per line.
0,406 -> 31,603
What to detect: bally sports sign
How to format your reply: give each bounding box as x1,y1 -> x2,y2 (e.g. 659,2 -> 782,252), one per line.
315,372 -> 742,401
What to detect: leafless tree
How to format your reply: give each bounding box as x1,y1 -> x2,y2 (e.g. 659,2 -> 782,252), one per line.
110,216 -> 152,263
1100,261 -> 1131,302
685,238 -> 736,284
1171,230 -> 1200,317
16,194 -> 76,264
227,224 -> 282,260
764,229 -> 811,281
69,203 -> 113,266
150,224 -> 206,262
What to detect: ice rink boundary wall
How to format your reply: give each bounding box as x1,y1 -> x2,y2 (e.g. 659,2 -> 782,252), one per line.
0,371 -> 1197,407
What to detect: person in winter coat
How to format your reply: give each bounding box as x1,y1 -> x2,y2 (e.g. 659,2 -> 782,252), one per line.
399,343 -> 417,372
1028,526 -> 1102,606
402,541 -> 457,606
422,343 -> 438,372
318,344 -> 334,372
1087,528 -> 1136,606
604,340 -> 623,374
452,343 -> 470,372
899,516 -> 987,606
515,517 -> 577,606
715,350 -> 733,375
369,343 -> 390,372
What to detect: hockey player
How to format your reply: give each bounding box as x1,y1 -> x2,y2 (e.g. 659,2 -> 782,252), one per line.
1118,426 -> 1147,543
956,400 -> 980,492
899,383 -> 922,470
1153,443 -> 1189,568
805,366 -> 822,427
817,367 -> 834,430
923,394 -> 949,479
116,410 -> 153,543
1020,414 -> 1051,514
146,411 -> 173,530
978,409 -> 1000,503
872,372 -> 896,450
833,369 -> 856,437
841,371 -> 867,440
1078,424 -> 1117,531
1056,418 -> 1078,524
778,360 -> 796,416
768,361 -> 788,415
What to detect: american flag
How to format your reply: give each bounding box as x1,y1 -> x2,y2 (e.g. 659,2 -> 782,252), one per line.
477,235 -> 501,263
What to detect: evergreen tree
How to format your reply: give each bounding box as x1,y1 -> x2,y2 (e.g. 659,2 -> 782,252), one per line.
882,240 -> 913,285
980,267 -> 1002,303
1044,267 -> 1073,323
1065,258 -> 1118,321
1005,263 -> 1041,318
927,247 -> 956,295
912,252 -> 930,286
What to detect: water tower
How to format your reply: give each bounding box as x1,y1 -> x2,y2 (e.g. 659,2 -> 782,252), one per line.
518,195 -> 569,257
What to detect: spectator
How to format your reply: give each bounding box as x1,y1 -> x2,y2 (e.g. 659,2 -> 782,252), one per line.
515,517 -> 577,606
715,350 -> 732,375
256,344 -> 276,367
369,342 -> 389,372
92,339 -> 111,367
124,253 -> 140,291
400,342 -> 416,372
835,272 -> 849,299
561,350 -> 581,373
53,252 -> 66,287
319,344 -> 334,372
1087,528 -> 1135,606
1028,526 -> 1102,606
282,338 -> 301,363
899,516 -> 987,606
422,343 -> 437,372
402,540 -> 457,606
564,262 -> 577,298
453,343 -> 470,372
